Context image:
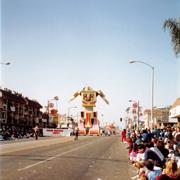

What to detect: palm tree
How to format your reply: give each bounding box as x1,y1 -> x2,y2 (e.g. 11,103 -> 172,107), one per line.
163,18 -> 180,57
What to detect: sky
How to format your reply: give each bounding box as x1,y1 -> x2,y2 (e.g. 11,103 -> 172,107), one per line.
1,0 -> 180,127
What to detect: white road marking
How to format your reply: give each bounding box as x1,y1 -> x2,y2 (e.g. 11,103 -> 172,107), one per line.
18,141 -> 95,171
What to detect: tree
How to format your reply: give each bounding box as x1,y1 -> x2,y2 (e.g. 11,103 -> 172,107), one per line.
163,18 -> 180,57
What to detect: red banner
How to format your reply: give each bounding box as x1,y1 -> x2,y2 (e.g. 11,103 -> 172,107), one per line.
85,112 -> 91,128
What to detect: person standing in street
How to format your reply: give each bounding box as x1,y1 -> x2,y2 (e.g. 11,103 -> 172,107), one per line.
33,125 -> 39,140
121,129 -> 126,142
74,127 -> 79,140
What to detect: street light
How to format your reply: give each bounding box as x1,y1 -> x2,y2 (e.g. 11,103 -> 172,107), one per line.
129,99 -> 140,129
129,60 -> 154,129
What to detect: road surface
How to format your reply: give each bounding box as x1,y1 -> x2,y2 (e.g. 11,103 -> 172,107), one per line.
0,136 -> 136,180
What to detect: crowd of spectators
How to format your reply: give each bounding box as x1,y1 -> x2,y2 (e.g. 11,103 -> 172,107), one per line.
121,127 -> 180,180
0,126 -> 35,141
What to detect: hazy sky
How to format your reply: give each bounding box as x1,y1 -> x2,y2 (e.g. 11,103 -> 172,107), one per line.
1,0 -> 180,126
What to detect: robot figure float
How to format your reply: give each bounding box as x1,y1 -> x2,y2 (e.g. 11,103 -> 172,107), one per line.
69,86 -> 109,135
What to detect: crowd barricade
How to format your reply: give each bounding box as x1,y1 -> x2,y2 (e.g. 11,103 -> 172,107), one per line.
42,128 -> 73,137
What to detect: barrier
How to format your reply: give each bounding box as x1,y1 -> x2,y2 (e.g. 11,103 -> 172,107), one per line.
42,128 -> 73,137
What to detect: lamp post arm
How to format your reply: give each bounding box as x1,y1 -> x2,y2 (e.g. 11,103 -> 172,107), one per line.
130,60 -> 154,69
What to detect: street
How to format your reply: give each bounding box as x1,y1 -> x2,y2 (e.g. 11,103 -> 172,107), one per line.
1,136 -> 136,180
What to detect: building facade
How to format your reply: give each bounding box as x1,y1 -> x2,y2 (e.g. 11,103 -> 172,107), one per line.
0,88 -> 43,128
143,106 -> 177,129
170,97 -> 180,127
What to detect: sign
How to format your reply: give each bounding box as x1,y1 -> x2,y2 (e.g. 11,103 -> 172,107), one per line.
42,128 -> 73,136
169,118 -> 178,123
170,105 -> 180,118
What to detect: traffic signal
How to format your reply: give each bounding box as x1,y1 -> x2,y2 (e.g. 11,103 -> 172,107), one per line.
120,118 -> 122,122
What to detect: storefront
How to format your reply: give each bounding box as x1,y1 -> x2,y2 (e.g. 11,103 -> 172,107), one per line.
170,98 -> 180,126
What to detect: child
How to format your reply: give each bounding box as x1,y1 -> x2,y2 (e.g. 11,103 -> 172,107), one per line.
144,160 -> 157,180
129,143 -> 138,163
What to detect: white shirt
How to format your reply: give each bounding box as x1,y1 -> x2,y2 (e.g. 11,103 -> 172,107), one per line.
136,152 -> 145,161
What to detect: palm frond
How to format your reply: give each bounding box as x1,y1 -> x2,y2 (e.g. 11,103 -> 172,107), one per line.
163,18 -> 180,56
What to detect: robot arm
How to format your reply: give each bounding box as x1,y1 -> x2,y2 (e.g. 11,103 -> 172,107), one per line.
69,90 -> 81,102
97,90 -> 109,104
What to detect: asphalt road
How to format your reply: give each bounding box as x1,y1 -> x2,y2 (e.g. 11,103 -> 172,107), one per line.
1,136 -> 136,180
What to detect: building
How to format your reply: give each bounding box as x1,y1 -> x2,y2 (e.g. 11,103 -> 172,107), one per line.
153,107 -> 174,127
0,88 -> 43,128
170,97 -> 180,127
143,106 -> 176,128
143,109 -> 151,128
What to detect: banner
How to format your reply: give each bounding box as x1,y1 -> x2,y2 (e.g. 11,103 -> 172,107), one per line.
85,112 -> 91,128
42,128 -> 73,136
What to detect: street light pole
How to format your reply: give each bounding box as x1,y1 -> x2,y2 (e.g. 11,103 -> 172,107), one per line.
151,67 -> 154,129
129,60 -> 154,129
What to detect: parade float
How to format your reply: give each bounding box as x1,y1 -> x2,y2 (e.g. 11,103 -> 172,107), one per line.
69,86 -> 109,135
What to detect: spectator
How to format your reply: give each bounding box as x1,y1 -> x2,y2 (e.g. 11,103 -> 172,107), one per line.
156,160 -> 178,180
144,140 -> 168,168
129,143 -> 138,163
144,160 -> 158,180
136,144 -> 146,162
121,129 -> 126,142
74,126 -> 79,140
